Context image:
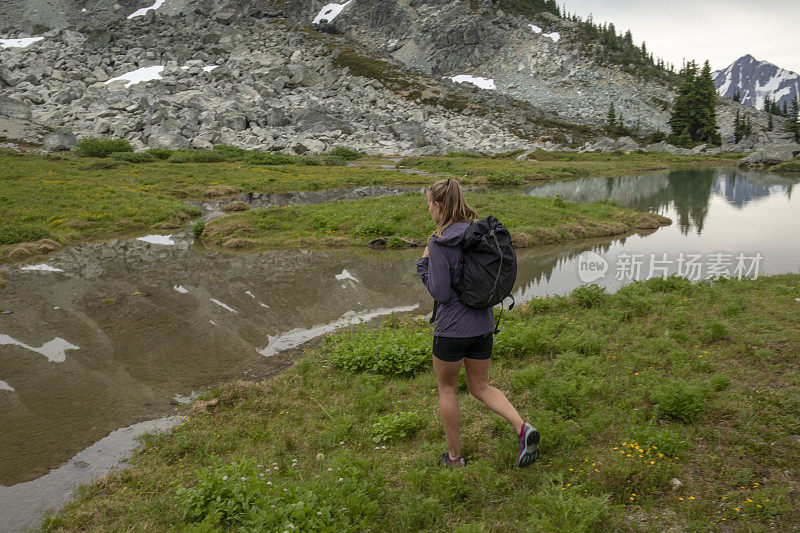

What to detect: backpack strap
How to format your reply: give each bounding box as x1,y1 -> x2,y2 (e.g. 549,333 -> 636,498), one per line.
493,294 -> 515,334
429,300 -> 438,324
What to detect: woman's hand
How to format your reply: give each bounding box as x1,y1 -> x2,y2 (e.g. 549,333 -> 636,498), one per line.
422,246 -> 429,258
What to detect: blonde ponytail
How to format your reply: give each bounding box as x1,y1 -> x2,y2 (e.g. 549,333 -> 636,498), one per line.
427,178 -> 477,237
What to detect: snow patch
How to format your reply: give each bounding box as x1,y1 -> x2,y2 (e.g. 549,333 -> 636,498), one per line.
245,290 -> 256,299
717,67 -> 734,96
0,37 -> 44,48
173,285 -> 189,294
203,65 -> 218,72
449,75 -> 496,90
106,66 -> 165,88
210,299 -> 237,313
258,305 -> 419,357
259,302 -> 270,309
542,31 -> 560,43
127,0 -> 166,19
136,234 -> 175,245
0,380 -> 14,392
313,0 -> 352,24
20,263 -> 63,272
528,24 -> 542,34
0,334 -> 79,363
335,269 -> 358,282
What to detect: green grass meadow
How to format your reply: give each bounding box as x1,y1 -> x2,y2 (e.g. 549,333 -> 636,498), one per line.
42,274 -> 800,531
1,148 -> 737,259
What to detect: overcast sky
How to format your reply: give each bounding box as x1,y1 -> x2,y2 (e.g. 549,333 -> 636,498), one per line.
560,0 -> 800,74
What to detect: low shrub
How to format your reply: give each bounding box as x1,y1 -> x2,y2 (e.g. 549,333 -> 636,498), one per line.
329,146 -> 363,161
192,220 -> 205,239
168,150 -> 228,163
109,151 -> 157,163
74,137 -> 133,158
571,284 -> 607,308
211,145 -> 248,160
325,327 -> 430,375
243,151 -> 296,165
176,457 -> 382,531
146,148 -> 173,160
651,379 -> 708,423
537,352 -> 602,419
371,410 -> 423,442
486,170 -> 523,187
700,319 -> 728,343
527,490 -> 611,532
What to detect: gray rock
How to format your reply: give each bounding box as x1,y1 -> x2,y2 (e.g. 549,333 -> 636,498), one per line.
690,143 -> 708,154
738,143 -> 800,167
516,148 -> 536,161
0,67 -> 20,87
644,141 -> 681,154
293,138 -> 326,153
0,97 -> 32,120
147,124 -> 191,149
192,136 -> 214,150
295,109 -> 351,134
43,127 -> 77,151
616,136 -> 640,150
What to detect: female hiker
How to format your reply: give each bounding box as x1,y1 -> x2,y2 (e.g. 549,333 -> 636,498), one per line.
416,178 -> 540,468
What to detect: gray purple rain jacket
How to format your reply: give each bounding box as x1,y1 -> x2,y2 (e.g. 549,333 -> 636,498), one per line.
416,220 -> 494,338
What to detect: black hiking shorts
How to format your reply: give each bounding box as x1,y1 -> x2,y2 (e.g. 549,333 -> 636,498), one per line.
433,333 -> 493,362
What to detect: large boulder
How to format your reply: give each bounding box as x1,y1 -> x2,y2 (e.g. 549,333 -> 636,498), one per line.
616,136 -> 640,150
43,128 -> 77,151
293,138 -> 326,154
581,136 -> 617,152
738,143 -> 800,167
294,109 -> 352,134
0,97 -> 32,120
0,67 -> 20,87
644,141 -> 681,154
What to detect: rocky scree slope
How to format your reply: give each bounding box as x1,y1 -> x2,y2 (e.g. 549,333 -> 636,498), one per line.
0,0 -> 789,154
0,6 -> 604,155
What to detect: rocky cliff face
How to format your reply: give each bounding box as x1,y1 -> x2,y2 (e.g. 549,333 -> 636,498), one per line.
0,0 -> 784,154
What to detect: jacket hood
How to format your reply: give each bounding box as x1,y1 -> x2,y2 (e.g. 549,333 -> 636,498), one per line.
431,220 -> 471,246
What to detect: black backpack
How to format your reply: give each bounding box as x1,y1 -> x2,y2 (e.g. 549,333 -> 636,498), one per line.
430,216 -> 517,333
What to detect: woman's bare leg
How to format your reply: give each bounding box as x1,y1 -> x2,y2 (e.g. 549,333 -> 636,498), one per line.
463,357 -> 524,433
432,356 -> 463,458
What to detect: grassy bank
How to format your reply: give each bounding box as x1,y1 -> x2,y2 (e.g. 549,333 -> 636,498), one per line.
42,273 -> 800,531
2,149 -> 733,259
200,192 -> 670,249
398,151 -> 744,184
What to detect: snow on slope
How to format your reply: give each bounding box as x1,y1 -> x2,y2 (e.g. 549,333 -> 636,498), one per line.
0,37 -> 44,48
449,75 -> 496,90
128,0 -> 166,19
713,54 -> 800,110
313,1 -> 352,24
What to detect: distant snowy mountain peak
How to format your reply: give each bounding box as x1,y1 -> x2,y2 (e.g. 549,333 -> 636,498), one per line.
712,55 -> 800,111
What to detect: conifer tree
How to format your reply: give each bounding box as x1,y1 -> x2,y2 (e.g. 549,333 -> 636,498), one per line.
734,109 -> 743,143
733,89 -> 740,102
606,102 -> 616,128
790,96 -> 800,142
668,60 -> 720,146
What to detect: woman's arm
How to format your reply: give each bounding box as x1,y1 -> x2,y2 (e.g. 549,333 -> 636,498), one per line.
416,240 -> 453,303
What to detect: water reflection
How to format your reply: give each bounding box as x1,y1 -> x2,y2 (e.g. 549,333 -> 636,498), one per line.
523,167 -> 799,235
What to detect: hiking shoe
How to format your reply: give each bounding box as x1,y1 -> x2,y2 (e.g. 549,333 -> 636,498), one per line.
517,422 -> 540,468
439,452 -> 467,468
